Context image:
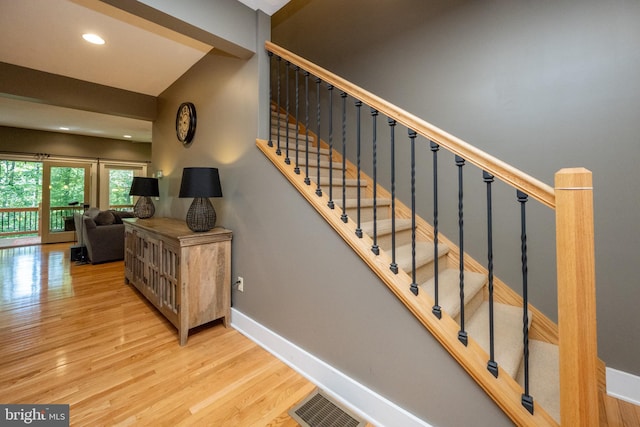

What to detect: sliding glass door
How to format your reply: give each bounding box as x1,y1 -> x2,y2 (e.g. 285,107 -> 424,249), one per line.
41,161 -> 91,244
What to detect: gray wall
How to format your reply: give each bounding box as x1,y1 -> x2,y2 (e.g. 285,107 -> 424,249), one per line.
151,5 -> 513,427
272,0 -> 640,378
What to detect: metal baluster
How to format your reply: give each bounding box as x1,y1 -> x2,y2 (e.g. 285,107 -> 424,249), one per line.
485,171 -> 499,377
456,155 -> 468,346
409,130 -> 419,296
284,61 -> 291,164
276,56 -> 282,156
327,85 -> 335,209
389,119 -> 398,274
294,67 -> 300,174
304,71 -> 311,185
431,141 -> 441,319
340,92 -> 348,223
371,109 -> 380,255
315,77 -> 322,197
267,51 -> 273,147
518,190 -> 534,415
355,100 -> 363,238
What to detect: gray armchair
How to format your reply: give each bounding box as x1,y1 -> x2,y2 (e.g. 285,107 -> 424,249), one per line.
74,208 -> 134,264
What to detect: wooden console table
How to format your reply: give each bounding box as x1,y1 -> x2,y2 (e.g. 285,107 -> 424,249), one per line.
123,217 -> 232,345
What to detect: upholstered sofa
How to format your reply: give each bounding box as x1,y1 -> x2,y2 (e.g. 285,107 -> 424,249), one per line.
74,208 -> 135,264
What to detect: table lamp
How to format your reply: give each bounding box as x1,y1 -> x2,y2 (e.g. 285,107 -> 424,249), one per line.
129,177 -> 159,219
178,167 -> 223,232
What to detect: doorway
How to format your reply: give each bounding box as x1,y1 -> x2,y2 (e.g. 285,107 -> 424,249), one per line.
40,161 -> 93,244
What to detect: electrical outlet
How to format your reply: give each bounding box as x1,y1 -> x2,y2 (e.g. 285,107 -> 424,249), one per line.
237,276 -> 244,292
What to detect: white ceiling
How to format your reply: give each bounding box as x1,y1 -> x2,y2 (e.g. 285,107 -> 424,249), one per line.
0,0 -> 288,143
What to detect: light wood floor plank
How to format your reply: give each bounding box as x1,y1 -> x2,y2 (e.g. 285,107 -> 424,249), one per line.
0,243 -> 321,426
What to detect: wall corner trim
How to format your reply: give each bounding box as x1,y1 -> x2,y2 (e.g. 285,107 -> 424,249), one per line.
606,367 -> 640,406
231,308 -> 433,427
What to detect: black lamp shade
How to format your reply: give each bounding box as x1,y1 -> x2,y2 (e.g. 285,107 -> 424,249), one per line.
129,177 -> 159,219
129,177 -> 159,197
179,168 -> 223,232
179,168 -> 223,198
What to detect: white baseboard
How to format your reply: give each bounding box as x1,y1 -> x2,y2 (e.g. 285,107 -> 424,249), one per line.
607,367 -> 640,406
231,308 -> 432,427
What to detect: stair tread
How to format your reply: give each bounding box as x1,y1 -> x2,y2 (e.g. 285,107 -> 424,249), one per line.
361,218 -> 412,235
271,131 -> 314,139
335,198 -> 391,208
420,269 -> 487,319
466,301 -> 532,379
517,339 -> 560,423
396,241 -> 450,272
315,177 -> 367,187
271,121 -> 299,130
295,159 -> 341,168
271,141 -> 328,154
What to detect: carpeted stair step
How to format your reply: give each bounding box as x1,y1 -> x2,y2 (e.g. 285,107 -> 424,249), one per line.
271,131 -> 317,144
516,339 -> 560,423
313,177 -> 368,198
335,198 -> 392,222
466,301 -> 533,379
296,159 -> 343,178
270,140 -> 328,157
396,241 -> 450,284
270,115 -> 293,126
271,121 -> 299,131
420,269 -> 487,322
360,218 -> 413,251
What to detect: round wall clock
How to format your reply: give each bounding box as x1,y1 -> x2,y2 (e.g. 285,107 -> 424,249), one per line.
176,102 -> 197,145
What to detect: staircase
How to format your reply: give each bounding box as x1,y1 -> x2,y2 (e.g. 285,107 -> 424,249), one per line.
260,41 -> 601,426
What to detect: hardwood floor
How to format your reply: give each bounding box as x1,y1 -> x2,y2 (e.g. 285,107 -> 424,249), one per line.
0,242 -> 638,426
0,243 -> 316,426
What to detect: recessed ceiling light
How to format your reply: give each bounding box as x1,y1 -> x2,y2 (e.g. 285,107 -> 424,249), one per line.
59,127 -> 70,131
82,33 -> 105,45
123,135 -> 132,138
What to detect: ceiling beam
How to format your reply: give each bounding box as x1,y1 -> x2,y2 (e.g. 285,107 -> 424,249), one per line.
99,0 -> 257,59
0,62 -> 157,121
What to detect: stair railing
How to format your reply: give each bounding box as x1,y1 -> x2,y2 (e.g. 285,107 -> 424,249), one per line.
263,41 -> 598,427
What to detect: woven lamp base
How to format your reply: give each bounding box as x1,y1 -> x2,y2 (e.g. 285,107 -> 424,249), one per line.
134,196 -> 155,219
186,197 -> 216,232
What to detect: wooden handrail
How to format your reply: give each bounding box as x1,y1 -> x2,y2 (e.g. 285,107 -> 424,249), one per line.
266,41 -> 556,209
0,207 -> 39,213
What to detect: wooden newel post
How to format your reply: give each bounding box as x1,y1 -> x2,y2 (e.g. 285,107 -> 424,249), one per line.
555,168 -> 599,426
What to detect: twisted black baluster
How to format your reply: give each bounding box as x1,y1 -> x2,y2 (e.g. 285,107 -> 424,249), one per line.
409,130 -> 418,296
284,61 -> 291,164
340,92 -> 348,223
355,100 -> 363,238
485,171 -> 498,378
304,71 -> 311,185
276,56 -> 282,156
371,109 -> 380,255
518,190 -> 534,415
389,119 -> 398,274
456,155 -> 468,346
327,85 -> 335,209
294,67 -> 300,174
268,51 -> 273,147
315,77 -> 322,197
431,141 -> 441,319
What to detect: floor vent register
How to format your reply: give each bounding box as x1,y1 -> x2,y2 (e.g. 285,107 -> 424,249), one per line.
288,389 -> 367,427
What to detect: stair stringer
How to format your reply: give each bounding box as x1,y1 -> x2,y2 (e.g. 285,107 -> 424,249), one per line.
257,138 -> 559,426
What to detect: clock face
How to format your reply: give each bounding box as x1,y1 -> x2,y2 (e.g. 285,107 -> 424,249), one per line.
176,102 -> 196,145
